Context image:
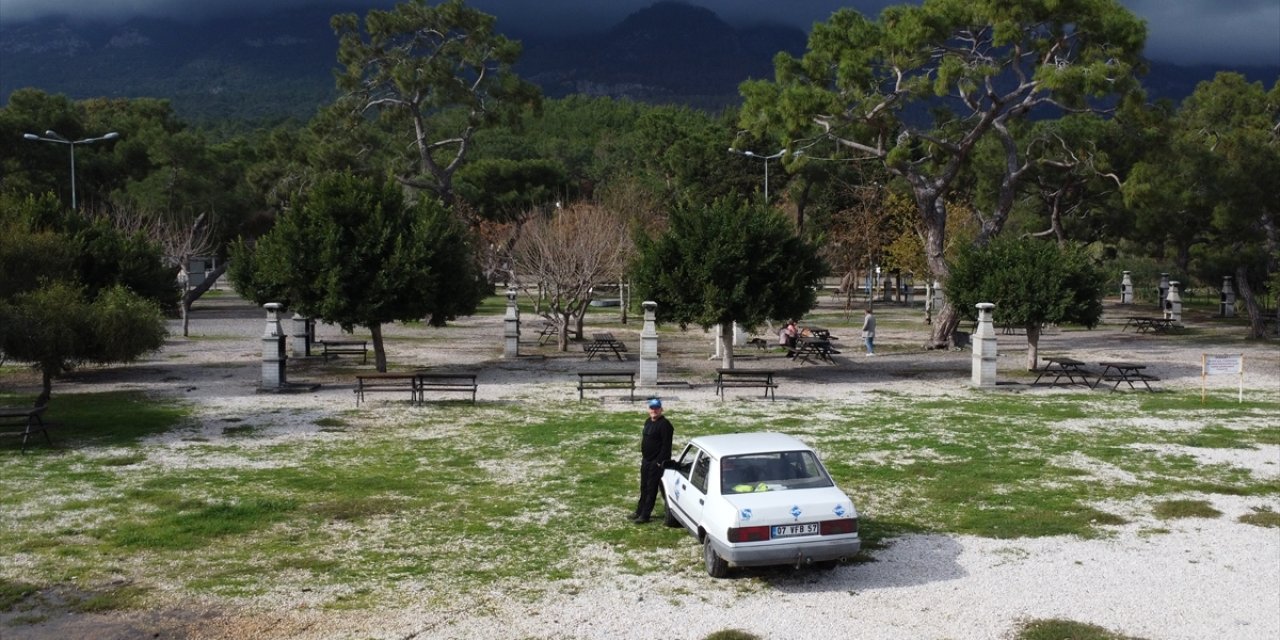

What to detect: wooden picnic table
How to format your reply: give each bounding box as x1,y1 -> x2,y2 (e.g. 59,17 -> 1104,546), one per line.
1122,317 -> 1176,334
792,335 -> 839,365
715,368 -> 778,400
1033,356 -> 1092,386
584,332 -> 627,361
1093,361 -> 1160,392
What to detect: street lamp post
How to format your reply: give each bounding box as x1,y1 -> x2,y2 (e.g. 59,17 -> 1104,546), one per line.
728,147 -> 800,204
23,129 -> 120,210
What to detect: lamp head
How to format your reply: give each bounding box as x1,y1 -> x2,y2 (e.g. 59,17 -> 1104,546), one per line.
23,133 -> 38,140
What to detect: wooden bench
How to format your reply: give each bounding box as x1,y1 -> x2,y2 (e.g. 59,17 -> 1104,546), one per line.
354,372 -> 418,406
577,371 -> 635,401
319,339 -> 368,364
0,405 -> 50,453
415,372 -> 478,404
715,369 -> 778,400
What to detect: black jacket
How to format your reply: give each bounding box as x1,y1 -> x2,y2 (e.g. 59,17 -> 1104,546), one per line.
641,415 -> 673,462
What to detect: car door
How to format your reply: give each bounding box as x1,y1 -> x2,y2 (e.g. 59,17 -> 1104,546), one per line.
670,448 -> 710,533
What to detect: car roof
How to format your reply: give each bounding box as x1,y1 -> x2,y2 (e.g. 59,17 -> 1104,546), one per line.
688,432 -> 814,458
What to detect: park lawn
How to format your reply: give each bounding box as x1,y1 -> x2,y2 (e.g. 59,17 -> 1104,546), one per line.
0,389 -> 1276,612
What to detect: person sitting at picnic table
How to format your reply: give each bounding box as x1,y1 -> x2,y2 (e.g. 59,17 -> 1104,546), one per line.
778,320 -> 799,356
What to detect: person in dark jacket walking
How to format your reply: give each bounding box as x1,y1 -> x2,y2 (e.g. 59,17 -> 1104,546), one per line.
633,397 -> 674,524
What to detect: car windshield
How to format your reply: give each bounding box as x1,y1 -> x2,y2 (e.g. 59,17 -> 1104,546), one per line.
719,450 -> 834,494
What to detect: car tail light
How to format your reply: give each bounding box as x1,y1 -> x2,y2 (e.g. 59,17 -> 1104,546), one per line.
820,518 -> 858,536
728,525 -> 771,543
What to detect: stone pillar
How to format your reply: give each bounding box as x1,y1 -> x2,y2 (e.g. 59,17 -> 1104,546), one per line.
1164,281 -> 1182,323
711,323 -> 747,358
290,313 -> 312,357
1158,273 -> 1170,309
503,287 -> 520,358
1120,271 -> 1133,304
931,280 -> 944,314
971,302 -> 998,388
262,303 -> 287,390
1220,276 -> 1236,317
639,301 -> 658,387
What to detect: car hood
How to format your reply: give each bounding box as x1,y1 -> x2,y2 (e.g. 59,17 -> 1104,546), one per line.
721,486 -> 857,525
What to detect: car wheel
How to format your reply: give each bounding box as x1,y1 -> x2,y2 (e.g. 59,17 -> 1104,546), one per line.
703,538 -> 729,578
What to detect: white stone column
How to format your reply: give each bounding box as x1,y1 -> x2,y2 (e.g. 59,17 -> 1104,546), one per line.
1120,271 -> 1133,304
639,301 -> 658,387
1164,281 -> 1182,323
262,303 -> 287,390
1221,276 -> 1236,317
503,287 -> 520,358
971,302 -> 997,388
290,313 -> 311,357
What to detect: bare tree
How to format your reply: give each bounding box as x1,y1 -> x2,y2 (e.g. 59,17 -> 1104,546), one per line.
512,203 -> 634,351
109,208 -> 217,337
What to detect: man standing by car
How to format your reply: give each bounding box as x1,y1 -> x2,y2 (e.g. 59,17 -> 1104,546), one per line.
633,397 -> 674,524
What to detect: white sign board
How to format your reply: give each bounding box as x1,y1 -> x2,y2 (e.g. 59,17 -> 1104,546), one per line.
1204,354 -> 1243,375
1202,353 -> 1244,403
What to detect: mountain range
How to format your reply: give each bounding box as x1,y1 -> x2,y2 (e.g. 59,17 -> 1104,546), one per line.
1,1 -> 1275,125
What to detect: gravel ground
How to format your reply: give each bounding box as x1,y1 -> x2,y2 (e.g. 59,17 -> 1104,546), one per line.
5,292 -> 1279,640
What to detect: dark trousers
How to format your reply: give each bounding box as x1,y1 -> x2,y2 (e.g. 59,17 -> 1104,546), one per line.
635,459 -> 665,518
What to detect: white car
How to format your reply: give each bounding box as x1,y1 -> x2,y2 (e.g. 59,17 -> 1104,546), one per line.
662,432 -> 861,578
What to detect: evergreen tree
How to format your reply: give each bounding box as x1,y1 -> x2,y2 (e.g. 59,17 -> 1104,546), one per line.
946,236 -> 1105,370
230,173 -> 487,371
632,197 -> 826,369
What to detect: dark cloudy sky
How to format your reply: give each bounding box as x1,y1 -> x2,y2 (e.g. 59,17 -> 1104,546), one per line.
0,0 -> 1276,66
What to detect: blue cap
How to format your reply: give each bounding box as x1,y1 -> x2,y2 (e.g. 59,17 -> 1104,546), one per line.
648,398 -> 662,409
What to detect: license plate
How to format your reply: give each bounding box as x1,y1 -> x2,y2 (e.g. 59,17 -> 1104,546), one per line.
771,523 -> 819,538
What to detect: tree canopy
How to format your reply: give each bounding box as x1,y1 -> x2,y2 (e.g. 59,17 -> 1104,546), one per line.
632,197 -> 827,369
0,194 -> 169,406
946,236 -> 1105,369
229,172 -> 487,371
739,0 -> 1146,347
331,0 -> 542,204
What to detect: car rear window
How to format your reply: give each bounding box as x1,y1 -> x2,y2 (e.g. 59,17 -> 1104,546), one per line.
720,450 -> 834,493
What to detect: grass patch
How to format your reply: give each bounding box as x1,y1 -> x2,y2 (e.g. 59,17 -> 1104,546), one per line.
1016,618 -> 1146,640
1239,507 -> 1280,528
0,391 -> 189,451
0,578 -> 39,610
1152,499 -> 1223,520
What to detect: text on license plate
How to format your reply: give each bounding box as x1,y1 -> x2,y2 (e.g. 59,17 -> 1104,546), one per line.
771,523 -> 819,538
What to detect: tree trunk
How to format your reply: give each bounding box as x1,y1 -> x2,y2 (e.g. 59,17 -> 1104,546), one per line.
931,303 -> 962,349
1235,265 -> 1266,339
370,323 -> 387,372
180,262 -> 228,338
719,323 -> 735,370
915,190 -> 956,349
1026,324 -> 1041,371
35,370 -> 53,407
557,312 -> 572,352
